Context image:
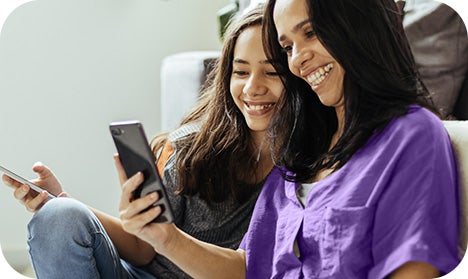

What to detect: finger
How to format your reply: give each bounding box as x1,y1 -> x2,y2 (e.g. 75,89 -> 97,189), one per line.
13,184 -> 33,202
121,171 -> 144,196
122,205 -> 162,233
58,192 -> 70,198
2,174 -> 24,189
119,172 -> 144,209
137,205 -> 162,226
24,191 -> 49,212
121,191 -> 159,219
31,162 -> 53,181
113,154 -> 128,185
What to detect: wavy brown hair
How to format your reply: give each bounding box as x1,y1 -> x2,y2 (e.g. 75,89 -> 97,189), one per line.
151,5 -> 269,204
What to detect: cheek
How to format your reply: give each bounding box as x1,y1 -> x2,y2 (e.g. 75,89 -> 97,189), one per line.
229,79 -> 239,97
229,81 -> 244,108
272,83 -> 286,99
288,60 -> 300,78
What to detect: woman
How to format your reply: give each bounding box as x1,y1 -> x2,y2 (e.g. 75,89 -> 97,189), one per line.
114,0 -> 460,278
240,0 -> 460,277
3,5 -> 283,278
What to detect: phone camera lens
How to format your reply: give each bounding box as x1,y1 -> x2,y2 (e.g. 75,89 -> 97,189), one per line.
111,128 -> 124,136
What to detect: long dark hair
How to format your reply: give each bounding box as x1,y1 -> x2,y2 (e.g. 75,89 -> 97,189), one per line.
263,0 -> 435,182
151,6 -> 267,203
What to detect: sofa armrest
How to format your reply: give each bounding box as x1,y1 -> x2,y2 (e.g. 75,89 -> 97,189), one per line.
443,120 -> 468,255
160,51 -> 220,131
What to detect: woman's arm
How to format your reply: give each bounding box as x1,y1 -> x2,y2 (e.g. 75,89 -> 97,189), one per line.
388,261 -> 440,279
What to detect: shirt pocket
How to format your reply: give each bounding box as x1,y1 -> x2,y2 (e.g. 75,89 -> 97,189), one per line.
319,206 -> 375,278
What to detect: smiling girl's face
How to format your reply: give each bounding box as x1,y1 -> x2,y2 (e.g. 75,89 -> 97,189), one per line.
230,25 -> 285,141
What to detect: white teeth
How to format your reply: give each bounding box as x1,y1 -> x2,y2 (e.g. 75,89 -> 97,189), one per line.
248,104 -> 273,111
307,63 -> 333,86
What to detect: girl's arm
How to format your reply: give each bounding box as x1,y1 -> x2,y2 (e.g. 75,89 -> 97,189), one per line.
115,155 -> 246,278
3,162 -> 156,266
160,227 -> 246,279
90,207 -> 156,266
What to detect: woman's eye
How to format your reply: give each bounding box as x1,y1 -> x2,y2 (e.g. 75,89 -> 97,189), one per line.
281,45 -> 292,56
306,30 -> 317,38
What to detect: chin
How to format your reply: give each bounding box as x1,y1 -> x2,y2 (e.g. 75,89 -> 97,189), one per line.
316,95 -> 330,106
247,124 -> 267,132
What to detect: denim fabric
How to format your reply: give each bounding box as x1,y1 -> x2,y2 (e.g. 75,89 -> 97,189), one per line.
27,198 -> 154,279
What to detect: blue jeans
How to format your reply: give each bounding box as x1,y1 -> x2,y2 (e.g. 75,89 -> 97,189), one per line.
27,198 -> 155,279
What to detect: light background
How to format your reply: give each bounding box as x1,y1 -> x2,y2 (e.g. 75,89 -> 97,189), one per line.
0,0 -> 228,277
0,0 -> 467,278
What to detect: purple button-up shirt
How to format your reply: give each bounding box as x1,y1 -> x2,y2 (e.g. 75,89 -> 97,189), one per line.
240,106 -> 460,278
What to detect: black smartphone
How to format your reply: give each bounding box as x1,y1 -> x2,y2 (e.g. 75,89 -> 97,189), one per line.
0,165 -> 56,199
109,120 -> 174,223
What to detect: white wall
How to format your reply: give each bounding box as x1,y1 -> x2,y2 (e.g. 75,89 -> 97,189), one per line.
0,0 -> 228,271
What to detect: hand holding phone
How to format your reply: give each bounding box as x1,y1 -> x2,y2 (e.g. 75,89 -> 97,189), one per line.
0,165 -> 56,199
110,120 -> 174,223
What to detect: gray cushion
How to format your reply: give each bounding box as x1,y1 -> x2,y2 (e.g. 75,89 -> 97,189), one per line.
403,0 -> 468,119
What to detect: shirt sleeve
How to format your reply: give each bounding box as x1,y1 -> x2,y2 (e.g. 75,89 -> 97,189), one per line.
368,117 -> 460,278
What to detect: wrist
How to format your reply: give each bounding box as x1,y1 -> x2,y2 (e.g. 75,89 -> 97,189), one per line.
154,224 -> 180,256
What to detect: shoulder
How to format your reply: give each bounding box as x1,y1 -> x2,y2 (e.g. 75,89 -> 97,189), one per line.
168,122 -> 201,143
156,122 -> 202,176
393,105 -> 442,129
381,105 -> 448,145
361,105 -> 453,163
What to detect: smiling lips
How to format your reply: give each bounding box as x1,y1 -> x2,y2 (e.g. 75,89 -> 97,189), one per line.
306,63 -> 333,87
244,102 -> 275,115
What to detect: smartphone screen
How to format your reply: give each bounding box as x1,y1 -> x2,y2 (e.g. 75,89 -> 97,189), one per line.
110,120 -> 174,223
0,165 -> 56,199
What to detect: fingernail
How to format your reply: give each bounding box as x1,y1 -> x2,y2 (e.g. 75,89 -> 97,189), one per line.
22,185 -> 28,192
150,193 -> 156,199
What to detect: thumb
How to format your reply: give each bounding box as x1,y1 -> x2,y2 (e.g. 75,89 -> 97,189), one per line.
31,162 -> 53,179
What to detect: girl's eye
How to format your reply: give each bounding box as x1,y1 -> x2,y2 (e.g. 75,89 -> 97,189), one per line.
233,70 -> 248,76
266,71 -> 280,77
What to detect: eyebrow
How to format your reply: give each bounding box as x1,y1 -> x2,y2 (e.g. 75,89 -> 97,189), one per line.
278,19 -> 311,42
233,58 -> 274,65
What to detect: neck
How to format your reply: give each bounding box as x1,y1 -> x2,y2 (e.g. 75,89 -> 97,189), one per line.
256,153 -> 274,184
252,134 -> 274,184
335,105 -> 345,135
330,105 -> 345,150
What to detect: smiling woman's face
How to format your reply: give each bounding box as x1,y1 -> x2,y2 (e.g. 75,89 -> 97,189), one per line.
273,0 -> 346,109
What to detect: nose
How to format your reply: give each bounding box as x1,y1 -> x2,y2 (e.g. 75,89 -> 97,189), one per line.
291,43 -> 313,70
242,74 -> 267,96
